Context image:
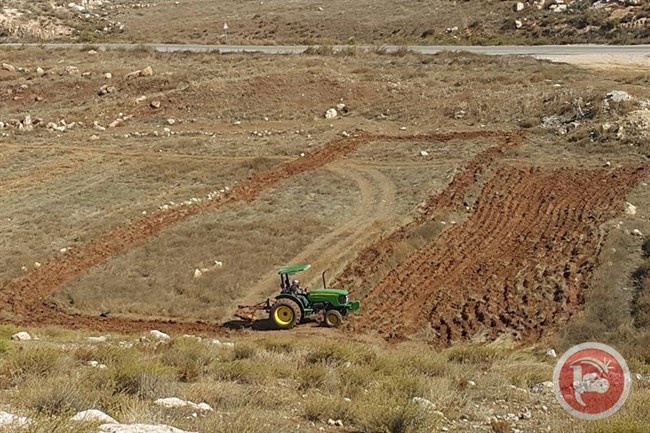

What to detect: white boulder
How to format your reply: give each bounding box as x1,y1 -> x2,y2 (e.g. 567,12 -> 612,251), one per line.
324,108 -> 338,119
0,411 -> 30,426
149,330 -> 170,340
154,398 -> 213,412
71,409 -> 117,423
625,202 -> 637,215
11,331 -> 32,341
98,424 -> 195,433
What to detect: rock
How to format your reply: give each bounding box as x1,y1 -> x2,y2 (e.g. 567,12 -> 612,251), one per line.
514,2 -> 525,11
71,409 -> 116,423
149,330 -> 170,340
98,424 -> 195,433
98,85 -> 117,96
412,397 -> 435,408
87,361 -> 108,369
632,229 -> 643,237
606,90 -> 632,103
150,100 -> 161,109
126,70 -> 142,79
90,135 -> 100,141
625,202 -> 637,215
166,119 -> 176,125
2,63 -> 16,72
532,381 -> 554,393
420,150 -> 429,157
467,380 -> 477,387
325,108 -> 338,119
546,349 -> 557,358
36,67 -> 45,76
11,331 -> 32,341
94,121 -> 106,131
327,419 -> 343,427
88,50 -> 97,55
154,398 -> 213,412
140,66 -> 154,77
88,336 -> 108,343
104,72 -> 113,79
64,65 -> 80,75
514,19 -> 523,29
193,269 -> 203,278
519,410 -> 532,420
0,411 -> 30,426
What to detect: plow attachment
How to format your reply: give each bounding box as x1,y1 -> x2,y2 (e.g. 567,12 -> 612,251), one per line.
234,299 -> 272,321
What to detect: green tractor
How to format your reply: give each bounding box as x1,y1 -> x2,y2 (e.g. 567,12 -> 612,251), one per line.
236,263 -> 360,329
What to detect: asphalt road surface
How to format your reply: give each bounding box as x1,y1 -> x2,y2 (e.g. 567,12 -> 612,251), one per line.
1,43 -> 649,59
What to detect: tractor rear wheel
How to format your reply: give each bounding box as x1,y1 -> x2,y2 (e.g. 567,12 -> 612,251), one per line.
270,299 -> 302,329
324,309 -> 343,328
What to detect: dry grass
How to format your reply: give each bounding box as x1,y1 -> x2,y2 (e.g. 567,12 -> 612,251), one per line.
4,331 -> 642,432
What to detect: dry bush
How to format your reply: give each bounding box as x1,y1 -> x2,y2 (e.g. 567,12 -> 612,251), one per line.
16,375 -> 100,416
159,338 -> 221,382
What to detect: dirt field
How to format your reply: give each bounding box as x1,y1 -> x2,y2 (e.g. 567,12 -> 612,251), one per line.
2,0 -> 650,45
1,45 -> 650,432
0,47 -> 649,343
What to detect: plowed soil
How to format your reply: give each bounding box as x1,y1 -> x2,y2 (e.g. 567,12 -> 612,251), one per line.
346,162 -> 650,344
0,130 -> 500,335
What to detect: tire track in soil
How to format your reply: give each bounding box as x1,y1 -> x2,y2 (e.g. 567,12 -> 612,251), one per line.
237,161 -> 398,307
349,163 -> 650,345
0,130 -> 499,334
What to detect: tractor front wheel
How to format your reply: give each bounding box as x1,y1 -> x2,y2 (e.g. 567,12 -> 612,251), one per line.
270,299 -> 302,329
324,310 -> 343,328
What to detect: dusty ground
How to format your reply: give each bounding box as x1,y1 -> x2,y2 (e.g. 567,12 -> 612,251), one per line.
1,0 -> 649,45
0,44 -> 650,431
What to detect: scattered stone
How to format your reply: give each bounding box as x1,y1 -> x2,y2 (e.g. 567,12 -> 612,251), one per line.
98,423 -> 195,433
625,202 -> 637,215
532,381 -> 554,393
90,135 -> 100,141
150,100 -> 161,109
0,411 -> 30,426
514,19 -> 523,29
166,118 -> 176,125
412,397 -> 435,408
98,85 -> 117,96
325,108 -> 338,119
514,2 -> 525,11
420,150 -> 429,157
467,380 -> 477,387
519,410 -> 532,420
546,349 -> 557,358
154,398 -> 213,412
11,331 -> 32,341
327,419 -> 343,427
193,269 -> 203,278
2,63 -> 16,72
88,336 -> 108,343
149,330 -> 170,340
87,360 -> 108,369
64,65 -> 80,75
34,262 -> 41,268
606,90 -> 632,103
632,229 -> 643,237
140,66 -> 154,77
104,72 -> 113,79
36,67 -> 45,76
71,409 -> 116,423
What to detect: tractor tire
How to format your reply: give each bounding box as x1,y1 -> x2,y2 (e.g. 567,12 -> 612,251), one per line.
270,299 -> 302,330
324,309 -> 343,328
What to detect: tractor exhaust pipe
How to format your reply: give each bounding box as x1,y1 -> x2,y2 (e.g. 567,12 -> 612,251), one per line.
322,270 -> 327,289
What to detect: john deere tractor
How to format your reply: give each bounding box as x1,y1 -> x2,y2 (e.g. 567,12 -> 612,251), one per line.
236,263 -> 360,329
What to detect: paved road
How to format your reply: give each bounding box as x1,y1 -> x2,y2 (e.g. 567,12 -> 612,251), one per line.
1,43 -> 649,58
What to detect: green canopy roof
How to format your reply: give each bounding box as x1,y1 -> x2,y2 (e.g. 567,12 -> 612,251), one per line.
277,263 -> 311,275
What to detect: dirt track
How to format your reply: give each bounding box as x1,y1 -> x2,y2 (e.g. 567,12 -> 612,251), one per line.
0,130 -> 499,335
347,162 -> 650,344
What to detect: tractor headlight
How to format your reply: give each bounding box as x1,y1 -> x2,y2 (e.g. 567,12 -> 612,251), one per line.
338,295 -> 348,304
